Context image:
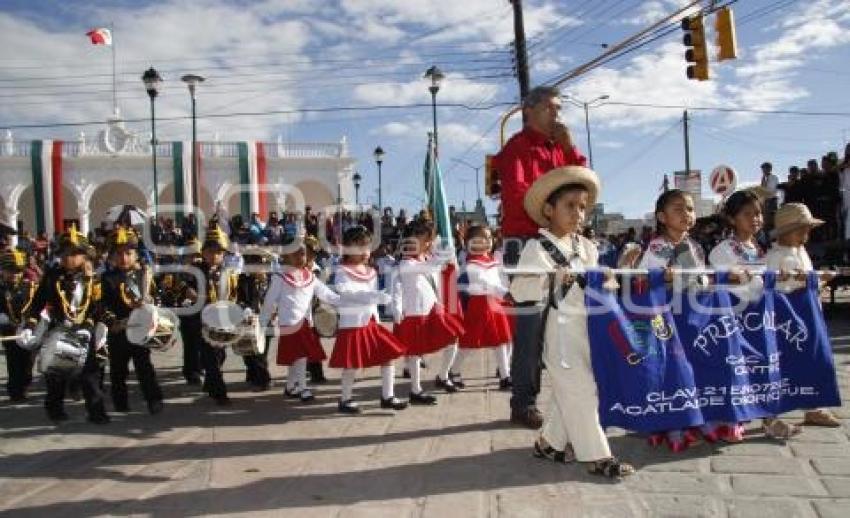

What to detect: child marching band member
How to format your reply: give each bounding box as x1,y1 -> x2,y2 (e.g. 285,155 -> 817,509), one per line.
304,235 -> 328,384
99,227 -> 164,414
512,166 -> 634,478
709,189 -> 800,440
455,224 -> 513,391
622,189 -> 706,452
765,203 -> 841,428
329,226 -> 407,413
19,226 -> 110,424
392,220 -> 465,404
0,249 -> 37,402
161,238 -> 204,386
237,247 -> 274,392
198,222 -> 241,406
259,234 -> 389,403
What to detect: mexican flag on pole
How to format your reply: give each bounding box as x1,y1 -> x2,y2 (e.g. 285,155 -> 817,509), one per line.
422,134 -> 451,245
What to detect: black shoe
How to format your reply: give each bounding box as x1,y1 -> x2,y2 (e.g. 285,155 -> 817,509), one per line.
409,391 -> 437,405
420,360 -> 428,369
251,384 -> 270,393
214,395 -> 232,406
435,376 -> 458,393
449,372 -> 465,389
114,401 -> 130,413
299,389 -> 315,402
88,413 -> 111,425
68,387 -> 82,402
48,410 -> 69,423
338,399 -> 361,414
148,400 -> 164,415
402,368 -> 411,379
283,386 -> 300,399
380,397 -> 408,410
9,394 -> 27,403
186,376 -> 202,386
499,376 -> 513,391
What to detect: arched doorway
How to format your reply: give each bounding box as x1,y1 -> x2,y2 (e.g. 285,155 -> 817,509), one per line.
293,180 -> 335,211
17,184 -> 78,236
89,180 -> 148,236
159,183 -> 214,222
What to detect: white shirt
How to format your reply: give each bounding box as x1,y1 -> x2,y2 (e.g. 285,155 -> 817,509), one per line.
708,237 -> 765,302
331,265 -> 382,328
259,267 -> 338,328
462,254 -> 509,297
509,229 -> 598,304
761,173 -> 779,197
391,255 -> 446,319
638,235 -> 706,269
765,244 -> 813,293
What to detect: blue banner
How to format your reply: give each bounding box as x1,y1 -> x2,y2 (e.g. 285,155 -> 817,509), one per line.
585,269 -> 841,433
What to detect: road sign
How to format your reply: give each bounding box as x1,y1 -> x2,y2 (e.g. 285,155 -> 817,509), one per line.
709,165 -> 736,196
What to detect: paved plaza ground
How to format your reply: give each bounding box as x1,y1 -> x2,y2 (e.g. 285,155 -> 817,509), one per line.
2,303 -> 850,517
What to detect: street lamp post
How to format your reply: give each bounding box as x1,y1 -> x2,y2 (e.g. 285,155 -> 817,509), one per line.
353,172 -> 362,205
451,158 -> 483,205
424,66 -> 444,154
142,67 -> 162,218
566,94 -> 609,169
373,146 -> 384,210
181,74 -> 205,218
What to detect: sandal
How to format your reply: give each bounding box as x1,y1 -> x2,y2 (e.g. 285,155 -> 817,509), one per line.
802,409 -> 841,428
533,439 -> 576,464
764,418 -> 802,440
587,457 -> 635,479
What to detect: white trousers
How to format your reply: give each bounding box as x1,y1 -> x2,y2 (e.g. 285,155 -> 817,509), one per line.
541,289 -> 611,462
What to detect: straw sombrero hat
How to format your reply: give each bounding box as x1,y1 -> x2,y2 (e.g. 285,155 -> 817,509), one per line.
772,203 -> 823,238
523,166 -> 600,227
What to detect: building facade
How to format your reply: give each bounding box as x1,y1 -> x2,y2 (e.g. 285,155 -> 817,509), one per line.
0,118 -> 356,237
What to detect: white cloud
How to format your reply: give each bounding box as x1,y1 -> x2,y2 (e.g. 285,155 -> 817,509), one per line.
371,119 -> 489,149
625,0 -> 696,26
352,73 -> 500,106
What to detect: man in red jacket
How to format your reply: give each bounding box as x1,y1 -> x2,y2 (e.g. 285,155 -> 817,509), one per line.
493,85 -> 587,429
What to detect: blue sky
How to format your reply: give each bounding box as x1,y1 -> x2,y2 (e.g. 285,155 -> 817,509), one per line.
1,0 -> 848,219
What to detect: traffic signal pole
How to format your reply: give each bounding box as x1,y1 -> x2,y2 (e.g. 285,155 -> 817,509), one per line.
684,110 -> 691,174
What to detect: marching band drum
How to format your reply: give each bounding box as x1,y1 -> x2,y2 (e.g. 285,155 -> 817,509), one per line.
39,328 -> 88,374
126,303 -> 181,352
201,300 -> 245,348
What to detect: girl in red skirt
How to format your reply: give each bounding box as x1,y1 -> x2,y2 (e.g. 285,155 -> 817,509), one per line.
392,220 -> 465,405
259,235 -> 389,402
456,225 -> 513,390
329,226 -> 408,413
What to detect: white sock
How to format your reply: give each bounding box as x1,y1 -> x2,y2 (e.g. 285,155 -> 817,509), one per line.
295,358 -> 308,390
340,368 -> 356,401
440,343 -> 458,380
407,356 -> 422,394
286,361 -> 301,391
453,349 -> 471,375
381,364 -> 394,399
495,344 -> 510,378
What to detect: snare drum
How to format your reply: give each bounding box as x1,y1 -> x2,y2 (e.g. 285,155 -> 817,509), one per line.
231,315 -> 266,356
39,328 -> 88,374
126,304 -> 181,352
201,301 -> 244,348
312,301 -> 339,339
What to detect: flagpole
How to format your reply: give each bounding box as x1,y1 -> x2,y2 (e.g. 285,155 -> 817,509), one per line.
110,21 -> 117,116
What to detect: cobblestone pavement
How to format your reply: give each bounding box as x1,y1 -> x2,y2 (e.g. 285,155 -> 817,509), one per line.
1,307 -> 849,517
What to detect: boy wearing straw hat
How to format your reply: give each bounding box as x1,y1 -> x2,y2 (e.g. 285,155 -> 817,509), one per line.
510,166 -> 634,478
765,202 -> 841,427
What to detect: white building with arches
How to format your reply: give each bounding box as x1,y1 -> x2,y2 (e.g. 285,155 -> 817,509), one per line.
0,117 -> 356,238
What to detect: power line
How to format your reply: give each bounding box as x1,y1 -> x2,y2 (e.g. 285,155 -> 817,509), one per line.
599,100 -> 850,117
0,101 -> 517,130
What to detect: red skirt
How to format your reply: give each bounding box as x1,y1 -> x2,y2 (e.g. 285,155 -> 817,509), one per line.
329,318 -> 406,369
459,295 -> 514,349
276,319 -> 327,366
394,305 -> 465,356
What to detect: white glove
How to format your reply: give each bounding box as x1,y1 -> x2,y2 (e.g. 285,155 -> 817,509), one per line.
75,329 -> 92,344
16,328 -> 33,348
376,292 -> 392,305
243,307 -> 254,319
0,313 -> 10,326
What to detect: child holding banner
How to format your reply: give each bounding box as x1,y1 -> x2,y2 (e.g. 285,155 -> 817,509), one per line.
765,203 -> 841,428
512,166 -> 634,479
709,190 -> 800,440
623,189 -> 706,451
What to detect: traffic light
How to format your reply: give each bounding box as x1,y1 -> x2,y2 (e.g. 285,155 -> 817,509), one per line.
715,6 -> 738,61
484,154 -> 501,198
682,15 -> 709,81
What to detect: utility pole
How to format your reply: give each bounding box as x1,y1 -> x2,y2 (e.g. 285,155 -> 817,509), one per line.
683,110 -> 691,174
510,0 -> 530,101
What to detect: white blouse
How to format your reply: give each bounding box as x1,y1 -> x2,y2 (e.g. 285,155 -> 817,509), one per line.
765,244 -> 813,292
462,255 -> 509,297
391,254 -> 448,319
331,265 -> 382,328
